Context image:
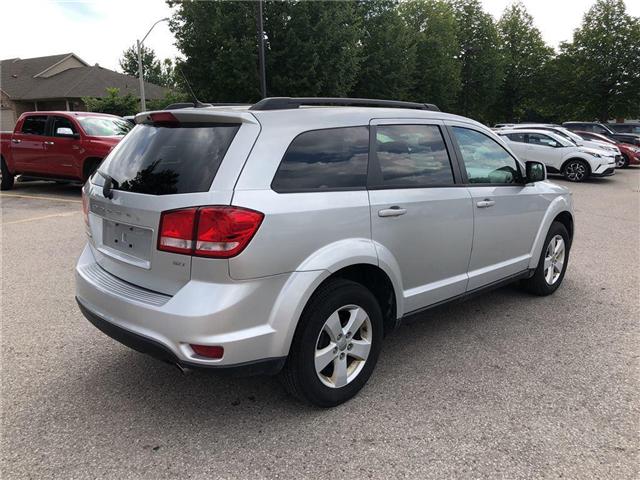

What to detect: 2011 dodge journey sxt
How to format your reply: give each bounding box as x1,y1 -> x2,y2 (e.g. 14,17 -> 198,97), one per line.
76,97 -> 574,407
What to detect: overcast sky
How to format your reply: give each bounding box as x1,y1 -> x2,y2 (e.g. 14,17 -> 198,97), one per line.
1,0 -> 639,72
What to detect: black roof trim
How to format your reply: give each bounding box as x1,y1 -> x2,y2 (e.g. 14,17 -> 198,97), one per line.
249,97 -> 441,112
164,102 -> 250,110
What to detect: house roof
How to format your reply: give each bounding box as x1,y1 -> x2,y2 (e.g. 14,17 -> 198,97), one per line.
1,53 -> 167,100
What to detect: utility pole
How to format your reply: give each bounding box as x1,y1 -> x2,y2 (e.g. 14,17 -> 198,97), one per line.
257,0 -> 267,98
137,17 -> 169,112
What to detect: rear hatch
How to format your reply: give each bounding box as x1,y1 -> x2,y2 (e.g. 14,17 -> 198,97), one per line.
84,109 -> 260,295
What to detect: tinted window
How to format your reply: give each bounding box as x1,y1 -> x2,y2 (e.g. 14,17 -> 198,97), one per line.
593,125 -> 609,135
271,127 -> 368,192
21,116 -> 47,135
97,124 -> 240,195
52,116 -> 77,136
452,127 -> 521,184
505,132 -> 525,143
527,133 -> 558,147
375,124 -> 454,187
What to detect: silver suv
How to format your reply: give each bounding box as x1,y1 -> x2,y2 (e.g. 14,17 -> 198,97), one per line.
76,97 -> 574,407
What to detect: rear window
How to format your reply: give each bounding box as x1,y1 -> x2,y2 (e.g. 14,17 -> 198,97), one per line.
271,126 -> 369,192
96,123 -> 240,195
21,116 -> 47,135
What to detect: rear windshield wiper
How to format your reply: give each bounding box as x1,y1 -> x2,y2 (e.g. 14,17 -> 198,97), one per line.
97,171 -> 119,199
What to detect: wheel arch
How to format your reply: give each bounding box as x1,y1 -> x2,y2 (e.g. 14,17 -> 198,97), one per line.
561,156 -> 592,175
268,260 -> 401,359
81,156 -> 103,181
528,196 -> 574,269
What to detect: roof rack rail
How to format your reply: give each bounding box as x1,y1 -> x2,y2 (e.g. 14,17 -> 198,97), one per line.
249,97 -> 440,112
164,102 -> 250,110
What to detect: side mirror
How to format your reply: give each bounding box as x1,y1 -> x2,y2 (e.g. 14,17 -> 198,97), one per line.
56,127 -> 79,138
525,161 -> 546,183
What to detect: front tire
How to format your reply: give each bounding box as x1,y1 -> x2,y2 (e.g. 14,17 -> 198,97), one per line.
521,222 -> 570,296
617,154 -> 630,169
1,157 -> 14,191
562,159 -> 589,182
281,279 -> 384,407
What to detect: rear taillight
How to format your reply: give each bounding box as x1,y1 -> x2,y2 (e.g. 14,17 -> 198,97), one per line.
158,206 -> 263,258
149,112 -> 179,127
81,190 -> 89,226
157,208 -> 197,255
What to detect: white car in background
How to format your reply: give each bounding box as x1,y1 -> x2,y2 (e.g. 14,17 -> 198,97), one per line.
499,124 -> 622,159
498,129 -> 616,182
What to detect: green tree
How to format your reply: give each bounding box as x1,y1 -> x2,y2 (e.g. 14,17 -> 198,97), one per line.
168,0 -> 261,102
145,89 -> 191,111
496,2 -> 554,122
400,0 -> 460,110
265,0 -> 363,97
119,44 -> 168,86
557,0 -> 640,121
352,0 -> 415,100
452,0 -> 502,123
82,88 -> 138,116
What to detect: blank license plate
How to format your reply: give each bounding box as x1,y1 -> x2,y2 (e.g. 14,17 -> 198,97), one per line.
102,219 -> 152,261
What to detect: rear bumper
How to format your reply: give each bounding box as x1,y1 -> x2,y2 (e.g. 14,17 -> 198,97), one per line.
75,244 -> 298,372
77,299 -> 285,375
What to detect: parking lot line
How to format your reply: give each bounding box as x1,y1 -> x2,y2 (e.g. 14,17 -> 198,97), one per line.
3,211 -> 79,225
0,193 -> 82,204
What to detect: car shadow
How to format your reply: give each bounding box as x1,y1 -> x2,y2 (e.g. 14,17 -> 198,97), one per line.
10,179 -> 82,198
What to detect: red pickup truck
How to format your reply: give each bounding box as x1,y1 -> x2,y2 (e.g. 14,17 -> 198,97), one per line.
0,111 -> 132,190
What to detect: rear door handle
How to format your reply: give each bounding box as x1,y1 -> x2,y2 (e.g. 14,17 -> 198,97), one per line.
44,141 -> 55,145
378,206 -> 407,217
476,199 -> 495,208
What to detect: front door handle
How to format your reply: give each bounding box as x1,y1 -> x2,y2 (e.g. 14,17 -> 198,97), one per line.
378,206 -> 407,217
476,199 -> 495,208
44,141 -> 55,145
11,138 -> 21,144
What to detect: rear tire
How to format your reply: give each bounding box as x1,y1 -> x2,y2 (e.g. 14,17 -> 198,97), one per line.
281,279 -> 384,407
1,157 -> 14,191
521,222 -> 570,296
562,159 -> 589,182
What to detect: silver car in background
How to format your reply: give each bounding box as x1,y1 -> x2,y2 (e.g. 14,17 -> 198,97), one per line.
76,97 -> 574,407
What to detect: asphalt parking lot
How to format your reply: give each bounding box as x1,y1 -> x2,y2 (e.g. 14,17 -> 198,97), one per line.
1,171 -> 639,479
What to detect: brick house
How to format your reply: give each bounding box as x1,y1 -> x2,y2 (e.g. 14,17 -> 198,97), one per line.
1,53 -> 166,130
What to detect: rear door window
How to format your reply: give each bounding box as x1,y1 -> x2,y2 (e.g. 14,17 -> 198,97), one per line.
505,132 -> 525,143
20,116 -> 47,136
271,126 -> 369,192
96,123 -> 240,195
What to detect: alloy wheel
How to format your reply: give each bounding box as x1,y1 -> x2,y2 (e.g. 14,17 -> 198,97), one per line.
564,161 -> 587,182
314,304 -> 372,389
543,235 -> 565,285
616,156 -> 626,168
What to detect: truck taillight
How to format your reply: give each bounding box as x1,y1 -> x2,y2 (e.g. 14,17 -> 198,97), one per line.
158,206 -> 263,258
